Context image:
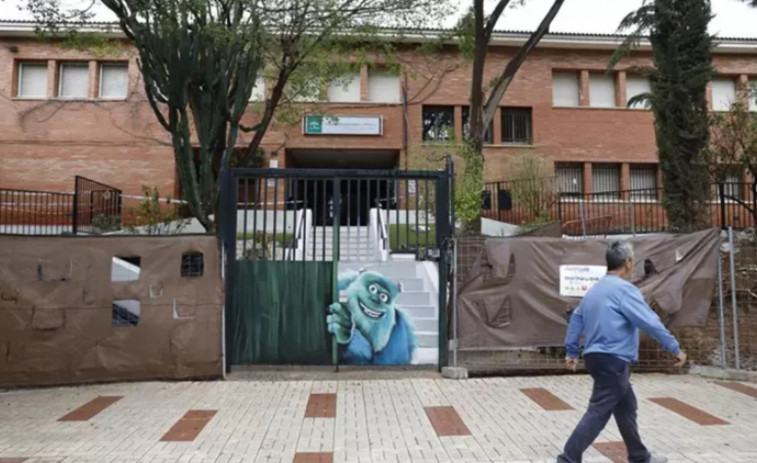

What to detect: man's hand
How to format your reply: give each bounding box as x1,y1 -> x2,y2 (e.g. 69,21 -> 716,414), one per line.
565,357 -> 578,372
673,350 -> 687,368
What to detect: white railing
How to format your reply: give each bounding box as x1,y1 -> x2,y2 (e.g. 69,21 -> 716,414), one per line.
369,207 -> 389,261
285,209 -> 312,260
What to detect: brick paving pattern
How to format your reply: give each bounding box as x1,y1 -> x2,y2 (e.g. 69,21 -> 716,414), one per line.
424,406 -> 471,436
305,394 -> 337,418
160,410 -> 217,442
715,381 -> 757,399
57,396 -> 122,422
293,453 -> 334,463
0,375 -> 756,462
648,397 -> 729,426
520,388 -> 574,411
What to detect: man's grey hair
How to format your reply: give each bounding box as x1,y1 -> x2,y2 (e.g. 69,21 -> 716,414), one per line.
606,241 -> 634,271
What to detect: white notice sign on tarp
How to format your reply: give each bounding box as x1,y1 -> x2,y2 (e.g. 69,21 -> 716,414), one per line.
559,265 -> 607,297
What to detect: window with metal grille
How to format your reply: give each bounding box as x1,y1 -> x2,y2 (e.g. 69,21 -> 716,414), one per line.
556,163 -> 584,196
501,107 -> 532,144
422,106 -> 454,142
630,165 -> 658,201
181,253 -> 204,277
461,106 -> 492,144
592,164 -> 620,199
717,171 -> 744,201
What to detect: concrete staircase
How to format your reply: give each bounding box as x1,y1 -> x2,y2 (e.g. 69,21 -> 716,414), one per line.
307,226 -> 375,261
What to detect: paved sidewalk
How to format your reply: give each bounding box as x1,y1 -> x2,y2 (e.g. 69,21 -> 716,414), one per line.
1,374 -> 756,463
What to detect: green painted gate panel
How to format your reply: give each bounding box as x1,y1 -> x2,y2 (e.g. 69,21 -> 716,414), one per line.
231,260 -> 333,364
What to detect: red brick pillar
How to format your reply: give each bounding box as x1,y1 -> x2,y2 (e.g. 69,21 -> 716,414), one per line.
583,162 -> 592,195
360,65 -> 369,102
621,163 -> 631,200
616,71 -> 627,108
493,107 -> 502,145
454,106 -> 463,143
580,70 -> 591,107
46,60 -> 56,98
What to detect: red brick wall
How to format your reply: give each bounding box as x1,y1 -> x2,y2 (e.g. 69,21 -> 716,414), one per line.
2,37 -> 757,195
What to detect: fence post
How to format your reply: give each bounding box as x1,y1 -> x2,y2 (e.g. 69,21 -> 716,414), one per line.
717,250 -> 727,369
719,183 -> 726,229
629,200 -> 636,236
332,177 -> 341,373
72,177 -> 80,235
452,237 -> 458,367
579,198 -> 587,237
728,226 -> 740,370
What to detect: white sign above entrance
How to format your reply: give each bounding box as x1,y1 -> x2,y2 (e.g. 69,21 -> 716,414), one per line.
303,115 -> 383,136
559,265 -> 607,297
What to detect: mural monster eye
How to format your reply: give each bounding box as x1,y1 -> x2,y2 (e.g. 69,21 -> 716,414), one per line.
379,293 -> 388,303
368,284 -> 378,294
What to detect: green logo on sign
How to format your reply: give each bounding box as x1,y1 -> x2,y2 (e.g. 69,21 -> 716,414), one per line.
305,115 -> 323,134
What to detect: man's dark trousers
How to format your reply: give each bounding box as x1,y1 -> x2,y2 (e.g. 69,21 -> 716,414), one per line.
557,353 -> 651,463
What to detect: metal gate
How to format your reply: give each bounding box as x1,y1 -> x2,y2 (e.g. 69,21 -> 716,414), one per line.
221,163 -> 453,369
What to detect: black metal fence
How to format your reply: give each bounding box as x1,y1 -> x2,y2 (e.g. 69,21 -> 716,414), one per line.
0,188 -> 75,235
484,179 -> 757,235
72,176 -> 123,235
228,168 -> 452,262
0,176 -> 123,236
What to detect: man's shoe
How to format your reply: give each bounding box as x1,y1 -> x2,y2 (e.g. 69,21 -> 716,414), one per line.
649,455 -> 668,463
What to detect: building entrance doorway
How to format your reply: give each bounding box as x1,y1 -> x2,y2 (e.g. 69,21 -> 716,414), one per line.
286,149 -> 399,226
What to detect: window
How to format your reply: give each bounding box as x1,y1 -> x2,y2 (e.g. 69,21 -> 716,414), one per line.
461,106 -> 492,144
718,171 -> 743,201
712,78 -> 736,111
99,63 -> 128,99
112,300 -> 140,327
422,106 -> 454,142
589,73 -> 616,108
17,62 -> 48,98
556,163 -> 584,196
367,69 -> 400,103
501,107 -> 532,144
552,71 -> 579,107
111,256 -> 141,282
327,72 -> 361,103
181,252 -> 204,277
626,75 -> 651,109
250,76 -> 265,101
630,165 -> 658,201
58,63 -> 89,99
592,163 -> 620,199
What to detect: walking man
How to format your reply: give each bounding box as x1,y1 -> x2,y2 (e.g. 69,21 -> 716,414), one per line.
557,241 -> 687,463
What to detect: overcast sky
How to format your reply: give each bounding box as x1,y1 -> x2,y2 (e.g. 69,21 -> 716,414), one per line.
1,0 -> 756,38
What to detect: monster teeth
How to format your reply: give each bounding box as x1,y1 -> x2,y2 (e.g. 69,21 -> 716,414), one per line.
359,301 -> 383,318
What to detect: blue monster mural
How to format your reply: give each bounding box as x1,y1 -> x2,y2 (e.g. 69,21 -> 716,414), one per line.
327,270 -> 417,365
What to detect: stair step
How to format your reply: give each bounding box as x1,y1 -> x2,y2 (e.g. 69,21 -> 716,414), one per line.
397,291 -> 431,305
408,317 -> 437,332
416,332 -> 438,348
400,305 -> 436,318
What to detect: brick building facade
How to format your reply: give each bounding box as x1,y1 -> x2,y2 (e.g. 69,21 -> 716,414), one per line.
2,21 -> 757,202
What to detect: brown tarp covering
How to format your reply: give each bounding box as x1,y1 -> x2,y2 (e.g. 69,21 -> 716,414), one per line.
457,229 -> 721,349
0,235 -> 223,387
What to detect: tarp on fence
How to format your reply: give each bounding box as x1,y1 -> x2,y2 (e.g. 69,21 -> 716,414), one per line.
0,235 -> 223,387
457,228 -> 721,349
